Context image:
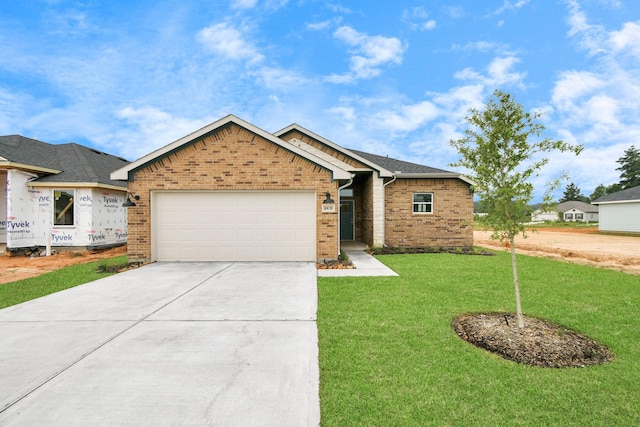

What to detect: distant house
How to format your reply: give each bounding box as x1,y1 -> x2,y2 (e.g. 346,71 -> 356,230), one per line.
0,135 -> 130,253
531,201 -> 599,223
591,186 -> 640,233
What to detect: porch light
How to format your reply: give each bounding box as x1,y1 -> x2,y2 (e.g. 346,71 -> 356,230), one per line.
323,192 -> 334,204
123,193 -> 140,207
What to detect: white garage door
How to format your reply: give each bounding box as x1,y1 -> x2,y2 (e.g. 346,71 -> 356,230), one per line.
153,191 -> 316,261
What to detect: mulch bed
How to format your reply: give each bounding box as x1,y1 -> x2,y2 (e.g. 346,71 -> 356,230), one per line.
316,259 -> 355,269
453,313 -> 614,368
370,246 -> 494,256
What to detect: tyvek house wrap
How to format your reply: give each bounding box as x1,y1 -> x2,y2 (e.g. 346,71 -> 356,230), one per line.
0,171 -> 6,242
4,169 -> 127,248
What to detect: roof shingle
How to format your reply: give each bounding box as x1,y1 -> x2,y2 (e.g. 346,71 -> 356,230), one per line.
0,135 -> 129,188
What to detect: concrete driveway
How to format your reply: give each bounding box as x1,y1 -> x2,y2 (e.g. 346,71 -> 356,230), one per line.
0,262 -> 319,426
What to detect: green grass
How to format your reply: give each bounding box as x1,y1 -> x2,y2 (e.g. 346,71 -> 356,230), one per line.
0,256 -> 127,309
318,251 -> 640,426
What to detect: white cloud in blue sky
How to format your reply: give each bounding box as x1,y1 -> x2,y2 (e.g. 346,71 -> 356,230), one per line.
1,0 -> 640,200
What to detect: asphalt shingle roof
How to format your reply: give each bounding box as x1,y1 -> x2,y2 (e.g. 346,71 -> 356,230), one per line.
592,185 -> 640,203
347,149 -> 454,174
0,135 -> 129,188
557,200 -> 599,213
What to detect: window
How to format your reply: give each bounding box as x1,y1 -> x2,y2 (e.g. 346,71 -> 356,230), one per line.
413,193 -> 433,214
54,190 -> 74,226
575,213 -> 584,221
340,188 -> 354,198
564,213 -> 573,221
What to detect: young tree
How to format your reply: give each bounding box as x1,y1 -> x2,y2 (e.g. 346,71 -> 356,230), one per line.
560,182 -> 587,202
616,145 -> 640,189
450,90 -> 582,328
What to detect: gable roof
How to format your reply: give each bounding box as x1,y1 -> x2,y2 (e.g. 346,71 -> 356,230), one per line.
274,123 -> 473,184
557,200 -> 599,213
111,115 -> 353,181
592,185 -> 640,204
0,135 -> 129,190
273,124 -> 394,178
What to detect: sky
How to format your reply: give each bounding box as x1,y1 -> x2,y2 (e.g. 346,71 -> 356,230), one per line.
1,0 -> 639,201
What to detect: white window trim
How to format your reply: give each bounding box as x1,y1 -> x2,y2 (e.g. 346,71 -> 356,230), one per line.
413,192 -> 433,214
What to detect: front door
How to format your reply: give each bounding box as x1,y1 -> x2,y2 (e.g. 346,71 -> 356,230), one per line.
340,200 -> 354,240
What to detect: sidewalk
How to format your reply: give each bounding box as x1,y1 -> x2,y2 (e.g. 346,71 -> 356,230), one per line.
317,242 -> 398,277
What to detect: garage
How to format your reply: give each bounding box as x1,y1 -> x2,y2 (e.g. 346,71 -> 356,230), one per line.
152,191 -> 317,261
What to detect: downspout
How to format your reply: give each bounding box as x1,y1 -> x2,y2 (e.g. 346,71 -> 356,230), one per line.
336,175 -> 354,258
381,173 -> 399,248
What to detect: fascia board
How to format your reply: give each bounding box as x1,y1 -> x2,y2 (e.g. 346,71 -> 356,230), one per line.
274,124 -> 394,178
592,199 -> 640,205
111,115 -> 351,181
0,162 -> 61,175
28,182 -> 127,192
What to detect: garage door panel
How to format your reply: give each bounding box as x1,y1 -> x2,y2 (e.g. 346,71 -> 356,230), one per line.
154,192 -> 316,261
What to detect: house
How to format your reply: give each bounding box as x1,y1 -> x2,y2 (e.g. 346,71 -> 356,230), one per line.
111,115 -> 474,263
591,185 -> 640,233
0,135 -> 130,253
531,201 -> 599,223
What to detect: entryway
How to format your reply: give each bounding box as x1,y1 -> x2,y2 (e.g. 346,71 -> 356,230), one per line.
340,200 -> 354,240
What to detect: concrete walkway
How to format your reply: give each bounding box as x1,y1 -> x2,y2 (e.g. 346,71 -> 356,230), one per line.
317,242 -> 398,277
0,262 -> 319,426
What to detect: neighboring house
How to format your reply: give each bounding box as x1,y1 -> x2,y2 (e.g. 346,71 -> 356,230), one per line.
0,135 -> 130,252
531,201 -> 599,223
592,186 -> 640,233
111,115 -> 474,263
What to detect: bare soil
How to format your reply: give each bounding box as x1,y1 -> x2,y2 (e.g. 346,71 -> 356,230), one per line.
453,313 -> 614,368
0,246 -> 127,284
474,227 -> 640,275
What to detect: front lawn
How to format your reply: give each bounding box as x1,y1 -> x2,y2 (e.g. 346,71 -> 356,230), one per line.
318,251 -> 640,426
0,256 -> 128,309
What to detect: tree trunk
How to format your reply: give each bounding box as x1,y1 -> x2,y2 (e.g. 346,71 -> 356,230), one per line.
510,235 -> 525,328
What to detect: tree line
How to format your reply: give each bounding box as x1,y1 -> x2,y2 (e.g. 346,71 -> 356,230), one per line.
560,145 -> 640,202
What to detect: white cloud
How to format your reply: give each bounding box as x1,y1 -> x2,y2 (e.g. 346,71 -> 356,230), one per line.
306,17 -> 342,31
115,106 -> 210,159
610,21 -> 640,59
454,55 -> 526,87
231,0 -> 258,9
328,26 -> 405,83
327,4 -> 352,14
371,101 -> 439,132
544,1 -> 640,192
551,70 -> 604,106
251,66 -> 310,91
197,22 -> 264,63
491,0 -> 530,15
402,7 -> 437,31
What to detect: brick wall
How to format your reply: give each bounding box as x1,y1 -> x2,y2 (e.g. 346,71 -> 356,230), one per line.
126,124 -> 339,262
279,130 -> 369,169
384,178 -> 474,247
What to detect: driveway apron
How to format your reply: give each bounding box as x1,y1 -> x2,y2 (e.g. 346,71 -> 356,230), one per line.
0,262 -> 319,426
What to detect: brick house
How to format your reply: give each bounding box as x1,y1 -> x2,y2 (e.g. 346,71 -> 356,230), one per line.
111,115 -> 473,263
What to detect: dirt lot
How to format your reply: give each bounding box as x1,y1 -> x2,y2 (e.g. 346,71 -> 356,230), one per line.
0,246 -> 127,285
474,227 -> 640,275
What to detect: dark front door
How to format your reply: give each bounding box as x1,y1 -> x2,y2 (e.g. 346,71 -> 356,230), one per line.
340,200 -> 354,240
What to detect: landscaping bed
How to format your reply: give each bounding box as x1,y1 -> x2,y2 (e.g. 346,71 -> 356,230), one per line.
453,312 -> 614,368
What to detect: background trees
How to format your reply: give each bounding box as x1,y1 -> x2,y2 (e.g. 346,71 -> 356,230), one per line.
559,182 -> 588,203
588,145 -> 640,201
